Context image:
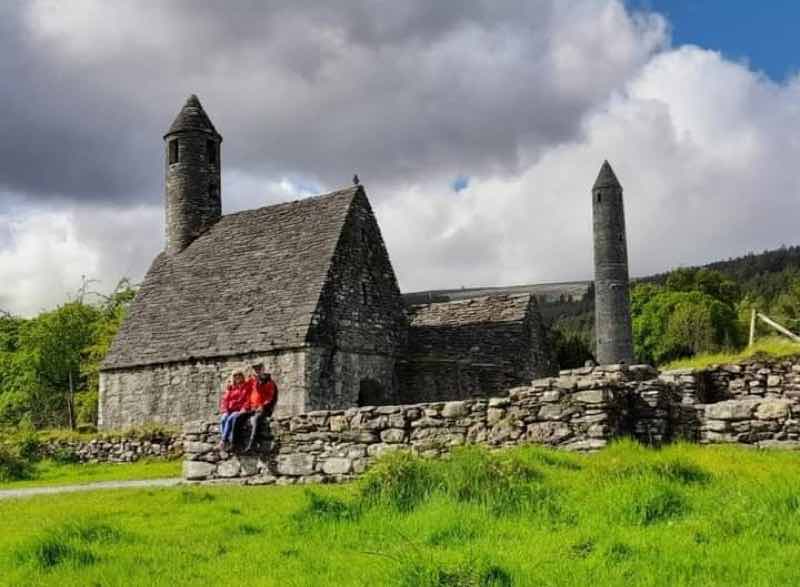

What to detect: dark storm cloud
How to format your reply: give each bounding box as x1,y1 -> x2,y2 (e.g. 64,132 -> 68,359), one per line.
0,1 -> 664,205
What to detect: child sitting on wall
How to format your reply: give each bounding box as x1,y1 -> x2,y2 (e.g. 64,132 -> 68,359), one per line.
219,371 -> 249,450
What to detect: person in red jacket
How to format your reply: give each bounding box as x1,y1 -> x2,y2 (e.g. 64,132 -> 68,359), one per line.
243,363 -> 279,451
219,371 -> 249,449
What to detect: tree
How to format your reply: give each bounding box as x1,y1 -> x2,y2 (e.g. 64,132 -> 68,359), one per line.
18,302 -> 101,428
632,287 -> 741,365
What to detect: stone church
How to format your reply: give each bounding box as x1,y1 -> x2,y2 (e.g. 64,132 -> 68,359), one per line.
99,96 -> 555,429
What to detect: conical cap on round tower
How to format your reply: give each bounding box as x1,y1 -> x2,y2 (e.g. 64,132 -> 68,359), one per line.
592,160 -> 621,190
164,94 -> 221,139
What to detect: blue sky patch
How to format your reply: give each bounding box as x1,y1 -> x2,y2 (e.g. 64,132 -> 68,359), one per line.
629,0 -> 800,81
451,175 -> 470,193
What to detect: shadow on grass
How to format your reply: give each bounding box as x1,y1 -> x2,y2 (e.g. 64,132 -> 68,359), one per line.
399,557 -> 513,587
16,519 -> 125,571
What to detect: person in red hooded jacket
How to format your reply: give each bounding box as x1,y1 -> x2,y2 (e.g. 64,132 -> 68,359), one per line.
219,371 -> 249,449
243,363 -> 278,451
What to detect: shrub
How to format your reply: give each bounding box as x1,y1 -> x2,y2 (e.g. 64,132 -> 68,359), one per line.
359,451 -> 440,512
399,557 -> 513,587
16,519 -> 122,571
620,482 -> 688,526
50,446 -> 79,465
294,490 -> 361,525
0,442 -> 35,482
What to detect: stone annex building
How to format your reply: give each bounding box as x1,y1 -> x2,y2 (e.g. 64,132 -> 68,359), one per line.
99,96 -> 566,429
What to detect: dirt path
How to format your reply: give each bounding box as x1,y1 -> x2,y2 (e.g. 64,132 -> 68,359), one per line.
0,478 -> 182,501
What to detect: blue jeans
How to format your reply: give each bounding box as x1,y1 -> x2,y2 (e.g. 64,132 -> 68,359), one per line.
219,411 -> 244,443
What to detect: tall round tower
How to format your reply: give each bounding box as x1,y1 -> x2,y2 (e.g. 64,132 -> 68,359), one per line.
163,94 -> 222,255
592,160 -> 634,365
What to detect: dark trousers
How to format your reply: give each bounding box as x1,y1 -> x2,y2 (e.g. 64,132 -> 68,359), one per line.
246,403 -> 274,448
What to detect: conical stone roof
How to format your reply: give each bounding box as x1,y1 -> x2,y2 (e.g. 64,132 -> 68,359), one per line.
592,160 -> 621,190
164,94 -> 220,138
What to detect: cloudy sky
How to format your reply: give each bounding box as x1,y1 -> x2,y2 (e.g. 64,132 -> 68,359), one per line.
2,0 -> 800,316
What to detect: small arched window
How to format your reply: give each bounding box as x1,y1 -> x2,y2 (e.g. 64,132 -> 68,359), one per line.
207,139 -> 217,165
169,139 -> 179,164
596,192 -> 602,203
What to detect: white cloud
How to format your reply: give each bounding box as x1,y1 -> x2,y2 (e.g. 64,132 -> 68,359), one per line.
3,2 -> 800,315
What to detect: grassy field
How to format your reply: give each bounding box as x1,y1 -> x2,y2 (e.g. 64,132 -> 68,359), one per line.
0,458 -> 181,489
3,441 -> 800,586
663,337 -> 800,370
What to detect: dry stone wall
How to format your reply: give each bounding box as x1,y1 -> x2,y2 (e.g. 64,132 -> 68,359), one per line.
183,365 -> 631,484
661,359 -> 800,448
39,435 -> 181,464
183,357 -> 800,484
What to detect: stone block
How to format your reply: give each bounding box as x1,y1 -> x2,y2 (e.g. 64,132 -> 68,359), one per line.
322,458 -> 352,475
217,458 -> 242,478
329,415 -> 348,432
542,390 -> 561,403
367,443 -> 402,457
755,400 -> 792,420
563,439 -> 606,451
538,404 -> 566,420
276,454 -> 315,476
411,417 -> 444,428
183,420 -> 207,434
488,397 -> 510,408
704,419 -> 729,432
572,389 -> 608,404
442,401 -> 468,419
380,428 -> 406,443
487,408 -> 506,425
527,422 -> 572,444
388,413 -> 407,428
183,441 -> 215,454
767,375 -> 783,387
238,455 -> 261,476
183,460 -> 216,481
704,400 -> 759,421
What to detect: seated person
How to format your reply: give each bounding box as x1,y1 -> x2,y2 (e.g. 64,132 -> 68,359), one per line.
244,363 -> 279,451
219,371 -> 249,449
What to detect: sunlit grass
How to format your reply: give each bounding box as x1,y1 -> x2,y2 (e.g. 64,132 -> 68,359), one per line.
0,458 -> 180,490
3,441 -> 800,586
663,336 -> 800,370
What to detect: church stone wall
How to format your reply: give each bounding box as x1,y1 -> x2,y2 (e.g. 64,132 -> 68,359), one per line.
99,349 -> 311,429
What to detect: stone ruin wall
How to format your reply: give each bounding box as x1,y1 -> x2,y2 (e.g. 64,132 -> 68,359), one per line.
99,349 -> 311,429
39,435 -> 181,464
183,357 -> 800,484
183,365 -> 643,484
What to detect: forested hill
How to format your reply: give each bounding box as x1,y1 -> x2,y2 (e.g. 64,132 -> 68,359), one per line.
404,244 -> 800,308
637,245 -> 800,302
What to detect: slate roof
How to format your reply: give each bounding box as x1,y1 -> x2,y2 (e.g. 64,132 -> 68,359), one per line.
164,94 -> 221,138
405,294 -> 532,361
103,186 -> 361,370
592,160 -> 621,189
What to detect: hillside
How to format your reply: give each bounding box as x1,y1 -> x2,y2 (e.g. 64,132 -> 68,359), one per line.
404,244 -> 800,320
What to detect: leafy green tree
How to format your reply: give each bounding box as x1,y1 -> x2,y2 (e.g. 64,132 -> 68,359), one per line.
549,317 -> 594,369
18,302 -> 101,428
632,287 -> 741,365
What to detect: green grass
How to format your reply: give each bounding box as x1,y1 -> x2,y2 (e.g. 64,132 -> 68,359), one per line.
0,458 -> 181,490
3,441 -> 800,585
663,336 -> 800,370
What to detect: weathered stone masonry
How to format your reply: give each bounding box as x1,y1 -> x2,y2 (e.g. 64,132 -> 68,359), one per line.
99,95 -> 554,429
183,357 -> 800,484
